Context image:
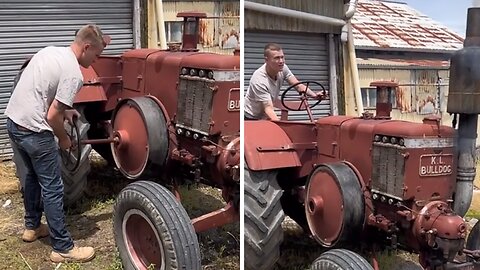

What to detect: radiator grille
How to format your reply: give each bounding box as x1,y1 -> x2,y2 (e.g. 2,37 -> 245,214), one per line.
177,76 -> 215,134
371,143 -> 405,199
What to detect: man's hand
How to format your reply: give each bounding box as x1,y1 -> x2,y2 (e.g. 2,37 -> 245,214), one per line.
64,109 -> 80,124
58,136 -> 72,151
311,90 -> 329,100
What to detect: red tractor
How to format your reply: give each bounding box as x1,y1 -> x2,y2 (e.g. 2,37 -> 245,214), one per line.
244,7 -> 480,270
15,12 -> 240,269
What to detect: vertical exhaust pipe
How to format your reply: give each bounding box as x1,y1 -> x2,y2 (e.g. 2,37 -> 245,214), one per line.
177,12 -> 206,51
448,7 -> 480,216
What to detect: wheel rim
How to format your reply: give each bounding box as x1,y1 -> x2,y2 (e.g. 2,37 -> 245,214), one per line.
111,100 -> 150,179
123,209 -> 165,270
61,119 -> 81,172
306,169 -> 344,246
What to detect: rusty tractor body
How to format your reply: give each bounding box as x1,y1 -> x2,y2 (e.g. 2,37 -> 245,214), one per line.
244,7 -> 480,270
51,12 -> 239,269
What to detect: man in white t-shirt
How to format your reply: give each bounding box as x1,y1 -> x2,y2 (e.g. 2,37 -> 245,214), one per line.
244,43 -> 326,120
5,24 -> 110,263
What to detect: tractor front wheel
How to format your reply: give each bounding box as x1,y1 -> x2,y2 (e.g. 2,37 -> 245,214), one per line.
113,180 -> 201,270
244,167 -> 285,270
311,249 -> 373,270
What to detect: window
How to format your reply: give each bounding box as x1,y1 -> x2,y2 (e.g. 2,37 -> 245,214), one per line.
361,87 -> 397,109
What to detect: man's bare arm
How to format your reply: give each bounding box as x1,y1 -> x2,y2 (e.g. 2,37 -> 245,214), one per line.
286,76 -> 317,97
47,99 -> 71,149
263,100 -> 279,121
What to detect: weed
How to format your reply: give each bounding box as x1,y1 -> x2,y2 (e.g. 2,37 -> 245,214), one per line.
108,251 -> 123,270
61,262 -> 81,270
467,208 -> 480,219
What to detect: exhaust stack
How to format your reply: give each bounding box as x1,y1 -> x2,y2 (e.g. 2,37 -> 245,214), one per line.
447,7 -> 480,216
177,12 -> 207,51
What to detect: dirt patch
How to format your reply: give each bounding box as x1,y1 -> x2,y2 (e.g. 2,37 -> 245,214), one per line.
0,159 -> 239,269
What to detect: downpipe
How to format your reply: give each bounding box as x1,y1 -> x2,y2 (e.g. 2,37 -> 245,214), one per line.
244,1 -> 346,26
346,22 -> 363,116
342,0 -> 363,116
154,0 -> 167,49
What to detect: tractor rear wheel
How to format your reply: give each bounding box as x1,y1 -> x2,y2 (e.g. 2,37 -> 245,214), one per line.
11,106 -> 92,206
244,167 -> 285,270
114,180 -> 201,270
61,107 -> 92,206
466,220 -> 480,262
311,249 -> 373,270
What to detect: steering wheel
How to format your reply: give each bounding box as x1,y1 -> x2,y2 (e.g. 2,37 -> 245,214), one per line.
280,81 -> 326,111
60,118 -> 81,172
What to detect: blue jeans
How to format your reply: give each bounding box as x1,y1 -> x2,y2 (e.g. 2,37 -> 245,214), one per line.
7,118 -> 74,252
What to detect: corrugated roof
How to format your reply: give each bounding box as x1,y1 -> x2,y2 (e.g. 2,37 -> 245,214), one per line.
352,0 -> 464,51
357,57 -> 450,68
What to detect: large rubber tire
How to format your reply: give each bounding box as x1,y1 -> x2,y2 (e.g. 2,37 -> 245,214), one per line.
311,249 -> 374,270
10,66 -> 27,190
61,107 -> 92,206
466,220 -> 480,262
244,167 -> 285,270
113,181 -> 201,270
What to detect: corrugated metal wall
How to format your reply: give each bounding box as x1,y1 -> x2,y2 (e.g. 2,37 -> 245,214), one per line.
245,0 -> 345,34
244,31 -> 331,121
0,0 -> 135,158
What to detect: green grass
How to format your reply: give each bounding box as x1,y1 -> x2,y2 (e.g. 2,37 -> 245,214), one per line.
466,208 -> 480,219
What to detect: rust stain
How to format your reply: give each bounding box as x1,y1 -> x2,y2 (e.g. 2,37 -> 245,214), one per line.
396,86 -> 412,113
418,95 -> 436,114
352,0 -> 463,51
198,19 -> 214,47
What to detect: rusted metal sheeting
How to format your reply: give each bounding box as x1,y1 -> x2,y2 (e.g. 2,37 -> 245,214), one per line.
245,0 -> 345,34
359,68 -> 450,115
359,68 -> 412,113
162,1 -> 239,54
352,0 -> 463,51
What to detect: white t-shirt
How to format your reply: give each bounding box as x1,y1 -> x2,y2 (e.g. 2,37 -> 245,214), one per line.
5,46 -> 83,132
244,63 -> 293,119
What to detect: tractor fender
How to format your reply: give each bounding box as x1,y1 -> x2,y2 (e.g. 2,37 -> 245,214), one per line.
244,120 -> 301,171
16,58 -> 107,104
75,66 -> 107,103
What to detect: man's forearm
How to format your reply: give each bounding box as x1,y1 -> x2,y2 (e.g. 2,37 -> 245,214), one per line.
47,113 -> 69,142
295,84 -> 316,97
264,106 -> 279,121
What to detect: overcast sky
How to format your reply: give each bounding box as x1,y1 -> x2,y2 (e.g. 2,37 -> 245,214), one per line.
399,0 -> 471,36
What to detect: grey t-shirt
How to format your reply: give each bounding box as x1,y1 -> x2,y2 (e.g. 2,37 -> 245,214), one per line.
244,63 -> 293,119
5,46 -> 83,132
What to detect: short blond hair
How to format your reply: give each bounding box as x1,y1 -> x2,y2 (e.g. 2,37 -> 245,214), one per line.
75,24 -> 108,48
264,43 -> 282,57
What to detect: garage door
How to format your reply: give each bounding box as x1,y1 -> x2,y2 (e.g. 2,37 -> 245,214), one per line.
0,0 -> 135,158
244,31 -> 331,121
